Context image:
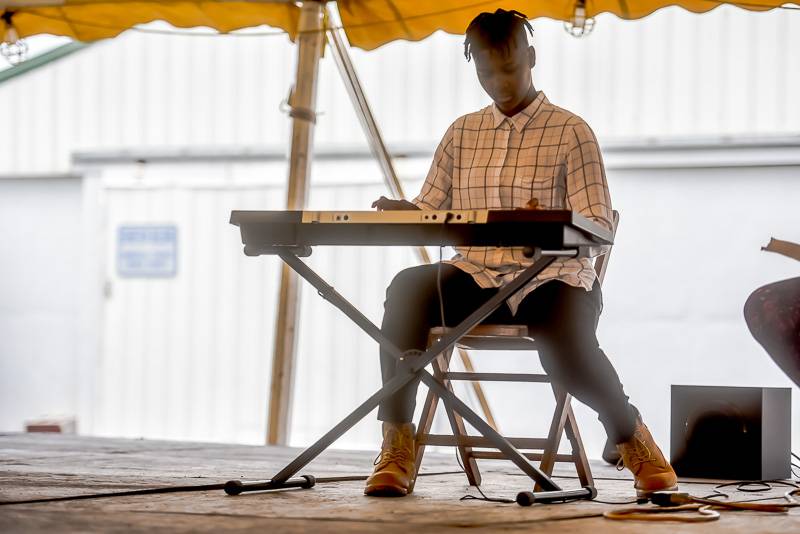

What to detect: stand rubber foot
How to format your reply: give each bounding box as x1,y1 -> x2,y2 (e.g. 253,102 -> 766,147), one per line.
516,486 -> 597,506
224,475 -> 316,496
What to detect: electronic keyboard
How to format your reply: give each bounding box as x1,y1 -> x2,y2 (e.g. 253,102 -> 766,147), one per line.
230,209 -> 612,256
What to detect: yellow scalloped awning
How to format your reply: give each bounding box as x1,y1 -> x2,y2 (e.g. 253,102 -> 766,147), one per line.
0,1 -> 301,42
338,1 -> 793,50
0,1 -> 792,49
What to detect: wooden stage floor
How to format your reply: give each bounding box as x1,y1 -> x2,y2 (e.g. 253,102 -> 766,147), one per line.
1,433 -> 798,532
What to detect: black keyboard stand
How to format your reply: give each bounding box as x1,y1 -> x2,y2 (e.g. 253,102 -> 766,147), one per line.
224,245 -> 595,504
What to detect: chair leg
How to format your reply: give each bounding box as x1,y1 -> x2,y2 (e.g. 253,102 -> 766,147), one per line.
535,384 -> 571,491
435,348 -> 482,487
564,405 -> 594,488
411,363 -> 441,493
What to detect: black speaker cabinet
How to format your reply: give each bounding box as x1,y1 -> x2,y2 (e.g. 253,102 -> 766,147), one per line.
670,385 -> 791,480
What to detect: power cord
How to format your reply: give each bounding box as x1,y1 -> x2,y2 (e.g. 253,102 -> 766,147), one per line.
604,486 -> 800,523
436,245 -> 447,329
452,446 -> 515,504
435,210 -> 456,329
592,496 -> 639,505
714,479 -> 800,494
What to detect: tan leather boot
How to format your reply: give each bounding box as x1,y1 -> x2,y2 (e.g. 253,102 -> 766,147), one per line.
616,419 -> 678,498
364,422 -> 416,496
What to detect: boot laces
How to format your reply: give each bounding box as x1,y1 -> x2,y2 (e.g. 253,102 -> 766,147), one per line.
616,433 -> 655,472
373,431 -> 412,473
373,448 -> 412,473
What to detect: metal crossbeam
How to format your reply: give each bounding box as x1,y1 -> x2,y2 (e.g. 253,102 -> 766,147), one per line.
262,249 -> 561,491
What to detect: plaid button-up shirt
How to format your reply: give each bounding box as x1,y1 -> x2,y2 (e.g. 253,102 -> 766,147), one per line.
413,91 -> 613,314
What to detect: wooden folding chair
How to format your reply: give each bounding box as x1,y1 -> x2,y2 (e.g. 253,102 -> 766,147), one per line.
412,211 -> 620,492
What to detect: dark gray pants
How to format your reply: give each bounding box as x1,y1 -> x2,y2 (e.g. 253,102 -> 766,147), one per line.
378,264 -> 637,444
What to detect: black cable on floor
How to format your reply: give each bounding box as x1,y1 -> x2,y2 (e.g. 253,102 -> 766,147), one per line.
451,435 -> 515,503
714,479 -> 800,494
0,470 -> 464,506
460,489 -> 515,504
591,497 -> 639,505
0,482 -> 227,506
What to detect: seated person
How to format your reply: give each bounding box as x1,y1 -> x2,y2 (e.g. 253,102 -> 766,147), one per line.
365,9 -> 677,499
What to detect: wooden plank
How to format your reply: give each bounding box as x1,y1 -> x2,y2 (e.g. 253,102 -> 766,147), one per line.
471,451 -> 575,463
419,435 -> 548,450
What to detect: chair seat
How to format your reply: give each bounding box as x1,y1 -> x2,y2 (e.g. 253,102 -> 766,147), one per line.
429,324 -> 538,350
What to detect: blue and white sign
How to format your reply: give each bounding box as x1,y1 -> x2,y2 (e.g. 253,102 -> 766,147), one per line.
117,225 -> 178,278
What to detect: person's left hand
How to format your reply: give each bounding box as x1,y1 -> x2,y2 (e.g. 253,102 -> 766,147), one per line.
516,197 -> 542,210
371,197 -> 420,211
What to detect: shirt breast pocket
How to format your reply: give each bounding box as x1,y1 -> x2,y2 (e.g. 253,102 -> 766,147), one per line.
513,163 -> 556,191
513,159 -> 563,208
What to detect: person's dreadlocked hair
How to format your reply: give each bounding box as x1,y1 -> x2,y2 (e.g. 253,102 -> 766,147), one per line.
464,9 -> 534,62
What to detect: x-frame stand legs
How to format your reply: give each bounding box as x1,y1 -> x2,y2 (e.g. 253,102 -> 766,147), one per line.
225,247 -> 596,504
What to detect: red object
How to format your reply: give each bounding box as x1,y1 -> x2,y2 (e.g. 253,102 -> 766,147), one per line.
744,277 -> 800,387
25,417 -> 76,434
26,424 -> 64,433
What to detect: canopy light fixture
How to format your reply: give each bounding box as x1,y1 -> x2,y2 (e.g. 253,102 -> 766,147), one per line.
1,12 -> 28,65
0,39 -> 29,65
564,0 -> 595,37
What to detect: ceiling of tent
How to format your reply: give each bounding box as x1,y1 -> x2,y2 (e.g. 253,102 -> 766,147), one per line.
0,1 -> 792,50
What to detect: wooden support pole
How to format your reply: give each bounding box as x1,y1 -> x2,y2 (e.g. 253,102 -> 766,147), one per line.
267,0 -> 324,446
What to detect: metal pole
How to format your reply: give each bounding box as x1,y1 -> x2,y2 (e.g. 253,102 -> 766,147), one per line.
267,0 -> 325,445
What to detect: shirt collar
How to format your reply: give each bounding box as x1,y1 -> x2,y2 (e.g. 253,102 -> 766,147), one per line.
490,90 -> 547,131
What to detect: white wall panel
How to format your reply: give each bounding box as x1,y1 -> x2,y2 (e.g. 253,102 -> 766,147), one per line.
94,162 -> 286,443
0,177 -> 83,431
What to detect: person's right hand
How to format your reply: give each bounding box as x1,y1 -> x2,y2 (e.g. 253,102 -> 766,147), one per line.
371,197 -> 420,211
